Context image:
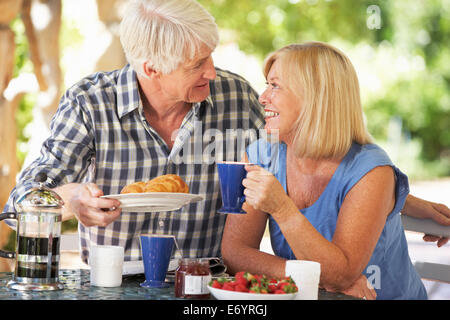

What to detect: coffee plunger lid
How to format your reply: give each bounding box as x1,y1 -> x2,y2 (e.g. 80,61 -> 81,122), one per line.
15,172 -> 64,211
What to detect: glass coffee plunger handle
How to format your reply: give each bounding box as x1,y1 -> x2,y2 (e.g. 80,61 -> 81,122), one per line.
35,172 -> 48,186
0,212 -> 16,259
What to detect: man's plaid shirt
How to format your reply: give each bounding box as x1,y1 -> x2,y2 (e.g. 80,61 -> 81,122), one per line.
3,64 -> 265,263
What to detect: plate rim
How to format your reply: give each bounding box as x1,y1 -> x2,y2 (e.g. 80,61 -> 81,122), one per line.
100,192 -> 203,212
101,192 -> 203,198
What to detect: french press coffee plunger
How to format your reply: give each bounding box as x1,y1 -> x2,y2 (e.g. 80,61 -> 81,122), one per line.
0,172 -> 64,291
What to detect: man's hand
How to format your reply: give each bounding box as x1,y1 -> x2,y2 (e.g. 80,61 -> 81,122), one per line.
55,183 -> 122,227
403,195 -> 450,247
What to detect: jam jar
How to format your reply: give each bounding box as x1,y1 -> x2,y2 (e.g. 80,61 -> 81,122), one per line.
175,258 -> 212,299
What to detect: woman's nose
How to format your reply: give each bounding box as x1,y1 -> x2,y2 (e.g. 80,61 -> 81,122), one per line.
259,89 -> 270,105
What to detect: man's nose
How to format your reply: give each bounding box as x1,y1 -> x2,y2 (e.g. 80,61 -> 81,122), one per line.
204,57 -> 216,80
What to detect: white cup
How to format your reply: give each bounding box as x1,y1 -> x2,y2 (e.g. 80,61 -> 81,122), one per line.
89,245 -> 124,287
285,260 -> 321,300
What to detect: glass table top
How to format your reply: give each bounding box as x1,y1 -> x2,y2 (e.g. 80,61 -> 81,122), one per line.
0,269 -> 358,300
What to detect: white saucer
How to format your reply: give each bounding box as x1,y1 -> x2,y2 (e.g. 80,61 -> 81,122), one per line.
101,192 -> 204,212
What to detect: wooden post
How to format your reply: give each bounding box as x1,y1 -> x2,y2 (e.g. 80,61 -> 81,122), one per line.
0,0 -> 23,272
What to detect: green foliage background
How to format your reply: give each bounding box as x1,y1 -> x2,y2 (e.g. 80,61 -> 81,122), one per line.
12,0 -> 450,180
199,0 -> 450,179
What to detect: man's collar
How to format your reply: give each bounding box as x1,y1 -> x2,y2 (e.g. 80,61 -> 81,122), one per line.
205,95 -> 214,108
193,95 -> 214,117
116,64 -> 142,119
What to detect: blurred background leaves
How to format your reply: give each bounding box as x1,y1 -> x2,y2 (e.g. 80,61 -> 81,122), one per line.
198,0 -> 450,179
12,0 -> 450,180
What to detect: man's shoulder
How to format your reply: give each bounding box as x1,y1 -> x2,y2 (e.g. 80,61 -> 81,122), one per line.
209,67 -> 264,127
215,67 -> 248,81
213,67 -> 255,91
66,66 -> 126,97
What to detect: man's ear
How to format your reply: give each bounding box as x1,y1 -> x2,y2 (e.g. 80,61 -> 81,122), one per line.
142,61 -> 160,79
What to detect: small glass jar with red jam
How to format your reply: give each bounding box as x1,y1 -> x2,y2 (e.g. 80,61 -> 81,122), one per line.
175,258 -> 212,299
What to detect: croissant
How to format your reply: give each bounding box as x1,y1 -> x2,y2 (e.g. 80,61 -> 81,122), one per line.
120,174 -> 189,194
120,181 -> 146,194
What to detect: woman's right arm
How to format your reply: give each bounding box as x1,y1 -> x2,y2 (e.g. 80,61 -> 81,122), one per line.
221,201 -> 377,299
221,202 -> 287,278
222,151 -> 287,278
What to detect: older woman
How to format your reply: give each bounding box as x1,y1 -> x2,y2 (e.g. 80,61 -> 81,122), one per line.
221,42 -> 427,300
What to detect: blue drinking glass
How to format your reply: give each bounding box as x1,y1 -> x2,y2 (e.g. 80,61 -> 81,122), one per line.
139,234 -> 175,288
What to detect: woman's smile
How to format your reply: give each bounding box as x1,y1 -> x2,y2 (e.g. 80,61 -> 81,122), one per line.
264,109 -> 280,119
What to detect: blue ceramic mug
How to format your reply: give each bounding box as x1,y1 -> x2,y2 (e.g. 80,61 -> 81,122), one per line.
139,234 -> 175,288
217,161 -> 248,214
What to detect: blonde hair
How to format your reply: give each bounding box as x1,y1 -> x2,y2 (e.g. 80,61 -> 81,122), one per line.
263,42 -> 373,159
119,0 -> 219,76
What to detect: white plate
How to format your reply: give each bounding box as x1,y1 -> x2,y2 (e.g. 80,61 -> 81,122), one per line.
101,192 -> 204,212
207,285 -> 296,300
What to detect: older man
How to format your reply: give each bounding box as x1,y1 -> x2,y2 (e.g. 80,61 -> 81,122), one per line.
4,0 -> 263,263
3,0 -> 449,265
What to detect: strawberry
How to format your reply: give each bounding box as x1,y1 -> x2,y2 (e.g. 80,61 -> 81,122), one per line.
234,271 -> 249,287
236,278 -> 249,287
253,274 -> 268,285
212,272 -> 298,295
277,282 -> 290,290
268,284 -> 277,293
235,284 -> 249,292
222,282 -> 236,291
211,280 -> 222,289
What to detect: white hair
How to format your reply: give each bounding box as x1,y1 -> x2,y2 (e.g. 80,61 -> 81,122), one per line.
119,0 -> 219,76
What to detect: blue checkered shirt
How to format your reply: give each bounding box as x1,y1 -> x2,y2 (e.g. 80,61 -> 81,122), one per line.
3,64 -> 265,263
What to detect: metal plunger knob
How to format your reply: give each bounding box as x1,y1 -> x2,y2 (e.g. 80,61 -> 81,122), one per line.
35,172 -> 48,183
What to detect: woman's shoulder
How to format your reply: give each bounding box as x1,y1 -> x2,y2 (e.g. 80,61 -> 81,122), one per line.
346,143 -> 393,169
335,143 -> 394,193
341,143 -> 409,216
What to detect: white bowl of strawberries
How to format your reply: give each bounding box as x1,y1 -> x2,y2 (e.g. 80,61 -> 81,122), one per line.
207,271 -> 298,300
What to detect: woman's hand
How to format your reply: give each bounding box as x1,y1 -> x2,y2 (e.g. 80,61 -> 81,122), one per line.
340,274 -> 377,300
242,165 -> 290,216
325,274 -> 376,300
